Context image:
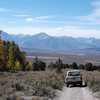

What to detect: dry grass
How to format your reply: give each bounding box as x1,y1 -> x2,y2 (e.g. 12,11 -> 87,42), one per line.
0,70 -> 64,100
0,68 -> 99,100
82,70 -> 100,92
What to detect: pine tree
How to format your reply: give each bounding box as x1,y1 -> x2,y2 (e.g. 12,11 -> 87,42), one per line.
0,39 -> 6,71
7,42 -> 15,70
71,62 -> 79,69
0,39 -> 4,58
0,39 -> 26,71
56,58 -> 63,73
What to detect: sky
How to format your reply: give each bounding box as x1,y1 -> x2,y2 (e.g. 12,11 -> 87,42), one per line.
0,0 -> 100,38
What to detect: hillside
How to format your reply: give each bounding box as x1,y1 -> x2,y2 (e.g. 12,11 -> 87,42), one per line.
1,30 -> 100,52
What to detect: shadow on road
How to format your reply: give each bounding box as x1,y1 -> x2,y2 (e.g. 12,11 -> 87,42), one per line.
69,84 -> 87,88
68,81 -> 87,88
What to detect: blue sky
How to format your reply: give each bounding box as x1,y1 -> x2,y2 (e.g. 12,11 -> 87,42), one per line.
0,0 -> 100,38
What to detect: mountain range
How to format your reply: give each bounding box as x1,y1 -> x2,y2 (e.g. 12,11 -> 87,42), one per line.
1,30 -> 100,52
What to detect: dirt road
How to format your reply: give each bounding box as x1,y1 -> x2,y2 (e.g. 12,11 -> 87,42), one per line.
57,87 -> 99,100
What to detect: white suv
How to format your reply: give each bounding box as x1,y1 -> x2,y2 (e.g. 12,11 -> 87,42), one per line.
65,70 -> 83,87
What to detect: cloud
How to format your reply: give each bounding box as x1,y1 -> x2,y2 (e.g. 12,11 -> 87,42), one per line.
26,18 -> 33,22
53,26 -> 100,38
3,25 -> 100,38
78,0 -> 100,23
26,16 -> 54,23
34,16 -> 54,20
0,8 -> 11,12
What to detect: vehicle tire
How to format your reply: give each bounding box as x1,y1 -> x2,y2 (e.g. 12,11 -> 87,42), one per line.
66,83 -> 69,87
80,81 -> 83,87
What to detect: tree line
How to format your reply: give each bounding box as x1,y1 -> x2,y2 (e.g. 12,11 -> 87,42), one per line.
0,39 -> 100,72
0,39 -> 46,71
48,60 -> 100,73
0,39 -> 26,71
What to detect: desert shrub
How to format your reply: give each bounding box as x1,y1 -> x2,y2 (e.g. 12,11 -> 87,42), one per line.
47,73 -> 64,90
83,70 -> 100,92
48,58 -> 63,73
85,62 -> 94,71
6,92 -> 25,100
48,62 -> 56,71
55,58 -> 63,73
32,57 -> 46,71
92,65 -> 97,70
79,64 -> 85,70
97,66 -> 100,72
0,71 -> 62,99
63,64 -> 70,69
70,62 -> 79,69
86,77 -> 100,92
15,83 -> 24,91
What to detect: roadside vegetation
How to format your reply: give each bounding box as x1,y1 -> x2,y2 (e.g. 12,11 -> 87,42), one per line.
0,39 -> 100,99
0,70 -> 64,100
83,70 -> 100,92
0,39 -> 26,71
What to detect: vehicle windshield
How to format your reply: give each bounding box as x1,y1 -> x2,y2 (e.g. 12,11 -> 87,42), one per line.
68,71 -> 80,76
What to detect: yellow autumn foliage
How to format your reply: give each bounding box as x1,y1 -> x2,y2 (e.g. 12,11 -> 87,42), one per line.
0,39 -> 4,59
15,60 -> 21,70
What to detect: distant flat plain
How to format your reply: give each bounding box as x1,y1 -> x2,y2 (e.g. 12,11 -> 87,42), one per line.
25,50 -> 100,65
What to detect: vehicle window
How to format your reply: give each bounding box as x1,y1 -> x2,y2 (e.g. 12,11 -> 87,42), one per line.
68,71 -> 80,76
